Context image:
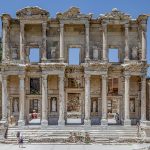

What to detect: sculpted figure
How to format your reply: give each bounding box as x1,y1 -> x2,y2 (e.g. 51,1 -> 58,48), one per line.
93,46 -> 99,60
51,47 -> 56,58
132,46 -> 138,60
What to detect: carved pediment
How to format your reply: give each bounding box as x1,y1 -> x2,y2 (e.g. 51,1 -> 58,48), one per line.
99,8 -> 131,20
16,6 -> 49,19
56,7 -> 92,20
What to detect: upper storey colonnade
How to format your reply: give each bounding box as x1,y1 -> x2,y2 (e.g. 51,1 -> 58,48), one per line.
1,7 -> 149,64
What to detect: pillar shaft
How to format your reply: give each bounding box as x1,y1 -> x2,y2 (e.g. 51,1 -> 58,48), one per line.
84,74 -> 91,126
85,23 -> 90,60
101,75 -> 108,125
141,24 -> 147,61
1,76 -> 8,123
2,19 -> 10,61
124,75 -> 131,126
20,23 -> 25,63
18,75 -> 25,126
141,76 -> 146,121
102,24 -> 107,61
58,74 -> 65,126
60,23 -> 64,61
41,75 -> 48,126
125,24 -> 129,61
42,22 -> 47,60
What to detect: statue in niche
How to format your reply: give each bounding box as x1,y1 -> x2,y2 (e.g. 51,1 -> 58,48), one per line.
93,46 -> 99,60
130,98 -> 135,113
91,98 -> 98,113
12,48 -> 18,59
132,46 -> 138,60
51,97 -> 57,112
12,99 -> 19,114
51,47 -> 56,58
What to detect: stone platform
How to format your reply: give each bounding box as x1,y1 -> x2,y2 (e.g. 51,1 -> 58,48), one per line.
5,125 -> 138,144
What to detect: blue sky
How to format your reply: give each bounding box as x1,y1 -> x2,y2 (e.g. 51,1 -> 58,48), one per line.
0,0 -> 150,73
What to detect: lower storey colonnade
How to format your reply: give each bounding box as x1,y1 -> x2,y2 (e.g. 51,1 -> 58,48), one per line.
0,73 -> 147,127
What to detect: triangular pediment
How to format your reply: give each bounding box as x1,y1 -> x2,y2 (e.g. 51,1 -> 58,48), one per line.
16,6 -> 49,19
56,7 -> 92,20
99,8 -> 131,20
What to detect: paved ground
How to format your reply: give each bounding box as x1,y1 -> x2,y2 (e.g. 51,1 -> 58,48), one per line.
0,143 -> 150,150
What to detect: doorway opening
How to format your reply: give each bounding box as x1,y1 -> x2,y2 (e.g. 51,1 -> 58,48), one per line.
69,48 -> 80,65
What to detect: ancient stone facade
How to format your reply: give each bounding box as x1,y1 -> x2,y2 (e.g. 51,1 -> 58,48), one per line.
0,7 -> 149,127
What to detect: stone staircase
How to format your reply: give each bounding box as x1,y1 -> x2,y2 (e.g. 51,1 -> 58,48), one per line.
5,125 -> 138,144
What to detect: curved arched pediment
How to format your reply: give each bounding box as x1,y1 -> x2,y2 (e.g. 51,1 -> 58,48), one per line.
16,6 -> 49,19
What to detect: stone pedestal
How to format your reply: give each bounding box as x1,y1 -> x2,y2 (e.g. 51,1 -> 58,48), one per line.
41,120 -> 48,128
123,119 -> 131,126
101,119 -> 108,126
18,120 -> 25,127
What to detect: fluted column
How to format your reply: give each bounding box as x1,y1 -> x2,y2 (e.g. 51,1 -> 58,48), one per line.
101,74 -> 108,125
102,24 -> 108,62
60,23 -> 64,62
141,24 -> 147,61
58,74 -> 65,126
41,22 -> 47,61
41,75 -> 48,127
125,24 -> 129,61
85,23 -> 90,61
0,75 -> 8,125
2,17 -> 10,61
18,75 -> 25,126
20,23 -> 25,63
84,74 -> 91,126
124,75 -> 131,126
141,76 -> 146,121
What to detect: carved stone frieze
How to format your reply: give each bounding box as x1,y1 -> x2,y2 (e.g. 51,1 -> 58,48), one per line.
16,6 -> 49,19
99,8 -> 131,21
56,7 -> 92,20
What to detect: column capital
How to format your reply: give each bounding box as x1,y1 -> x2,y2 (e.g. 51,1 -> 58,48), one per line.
124,74 -> 131,79
85,23 -> 89,28
102,23 -> 107,28
59,74 -> 64,78
84,73 -> 91,79
42,74 -> 48,80
60,23 -> 64,28
2,75 -> 8,80
19,74 -> 25,79
125,23 -> 129,28
102,74 -> 108,79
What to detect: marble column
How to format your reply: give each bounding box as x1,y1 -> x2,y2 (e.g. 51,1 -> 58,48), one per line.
124,24 -> 129,61
124,75 -> 131,126
85,23 -> 90,61
41,75 -> 48,127
102,24 -> 108,62
141,24 -> 147,61
84,74 -> 91,126
2,18 -> 10,61
0,75 -> 8,125
58,74 -> 65,126
60,23 -> 64,62
141,76 -> 146,121
41,22 -> 47,61
20,23 -> 25,63
18,75 -> 25,126
101,74 -> 108,125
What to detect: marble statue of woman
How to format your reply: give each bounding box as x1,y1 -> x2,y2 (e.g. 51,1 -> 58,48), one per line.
13,99 -> 18,113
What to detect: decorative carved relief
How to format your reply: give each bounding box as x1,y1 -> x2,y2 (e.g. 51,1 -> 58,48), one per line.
56,7 -> 92,19
99,8 -> 131,20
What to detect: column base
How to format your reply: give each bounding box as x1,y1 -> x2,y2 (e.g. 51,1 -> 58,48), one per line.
41,120 -> 48,128
58,119 -> 65,126
123,119 -> 131,126
84,119 -> 91,126
102,59 -> 108,63
41,58 -> 47,62
18,120 -> 25,127
101,119 -> 108,126
0,119 -> 8,127
85,57 -> 90,63
59,58 -> 64,63
124,58 -> 130,62
140,120 -> 150,126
